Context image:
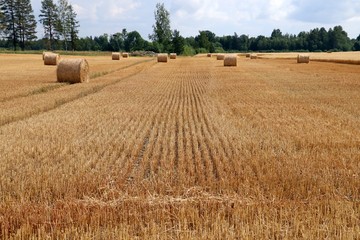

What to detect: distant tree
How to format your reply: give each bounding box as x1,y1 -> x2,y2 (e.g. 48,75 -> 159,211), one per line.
171,29 -> 184,54
271,29 -> 282,39
124,31 -> 144,51
353,34 -> 360,51
0,0 -> 18,50
328,26 -> 352,51
67,4 -> 79,51
39,0 -> 59,50
16,0 -> 37,50
0,0 -> 37,50
56,0 -> 70,50
149,3 -> 172,52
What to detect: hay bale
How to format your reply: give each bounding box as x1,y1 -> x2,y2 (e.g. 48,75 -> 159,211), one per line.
157,54 -> 168,63
297,54 -> 310,63
112,52 -> 120,60
44,53 -> 60,65
217,54 -> 225,60
245,53 -> 251,58
122,52 -> 129,58
224,55 -> 237,67
170,53 -> 177,59
42,51 -> 52,60
250,54 -> 257,59
207,53 -> 212,57
57,59 -> 89,84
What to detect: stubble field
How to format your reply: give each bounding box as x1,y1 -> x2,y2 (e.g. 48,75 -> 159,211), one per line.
0,53 -> 359,239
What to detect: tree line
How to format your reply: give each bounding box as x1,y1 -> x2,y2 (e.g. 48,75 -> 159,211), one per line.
1,2 -> 360,53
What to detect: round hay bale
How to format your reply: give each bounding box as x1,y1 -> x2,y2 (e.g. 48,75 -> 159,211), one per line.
250,54 -> 257,59
217,54 -> 225,60
224,55 -> 237,67
207,53 -> 212,57
297,54 -> 310,63
157,54 -> 168,63
112,52 -> 120,60
122,52 -> 129,58
42,51 -> 52,60
44,53 -> 60,65
170,53 -> 177,59
57,58 -> 89,84
245,53 -> 251,58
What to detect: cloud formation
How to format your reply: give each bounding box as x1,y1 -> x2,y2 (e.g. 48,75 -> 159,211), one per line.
31,0 -> 360,39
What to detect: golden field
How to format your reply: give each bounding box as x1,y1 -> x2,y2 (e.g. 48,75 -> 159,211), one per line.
0,53 -> 359,239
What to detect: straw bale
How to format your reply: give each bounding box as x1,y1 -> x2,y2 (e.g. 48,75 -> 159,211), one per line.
44,53 -> 60,65
157,54 -> 168,63
224,55 -> 237,66
57,58 -> 89,84
297,54 -> 310,63
112,52 -> 120,60
217,54 -> 225,60
250,54 -> 257,59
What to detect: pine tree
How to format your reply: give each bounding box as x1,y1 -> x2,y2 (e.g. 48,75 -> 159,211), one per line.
56,0 -> 69,50
0,0 -> 36,50
0,0 -> 18,50
16,0 -> 37,50
39,0 -> 58,50
67,4 -> 79,51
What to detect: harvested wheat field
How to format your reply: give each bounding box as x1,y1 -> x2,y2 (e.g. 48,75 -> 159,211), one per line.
0,53 -> 360,239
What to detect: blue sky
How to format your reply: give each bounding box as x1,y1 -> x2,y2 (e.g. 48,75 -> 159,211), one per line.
31,0 -> 360,39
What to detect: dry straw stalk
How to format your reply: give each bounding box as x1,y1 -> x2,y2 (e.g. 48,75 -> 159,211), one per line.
157,54 -> 168,63
57,58 -> 89,84
224,55 -> 237,67
44,53 -> 60,65
112,52 -> 120,60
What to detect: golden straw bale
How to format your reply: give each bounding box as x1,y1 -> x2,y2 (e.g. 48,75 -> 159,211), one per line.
245,53 -> 251,58
112,52 -> 120,60
44,53 -> 60,65
217,54 -> 225,60
250,54 -> 257,59
297,54 -> 310,63
57,59 -> 89,84
42,51 -> 52,60
207,53 -> 212,57
170,53 -> 177,59
157,54 -> 168,63
224,55 -> 237,67
122,52 -> 129,58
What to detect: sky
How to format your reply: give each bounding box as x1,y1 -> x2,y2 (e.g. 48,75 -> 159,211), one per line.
31,0 -> 360,39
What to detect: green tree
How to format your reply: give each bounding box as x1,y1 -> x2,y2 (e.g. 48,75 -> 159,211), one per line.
149,3 -> 171,52
16,0 -> 37,50
0,0 -> 36,50
124,31 -> 144,51
39,0 -> 59,50
0,0 -> 18,50
353,34 -> 360,51
171,29 -> 184,54
66,4 -> 79,51
56,0 -> 69,50
328,26 -> 352,51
